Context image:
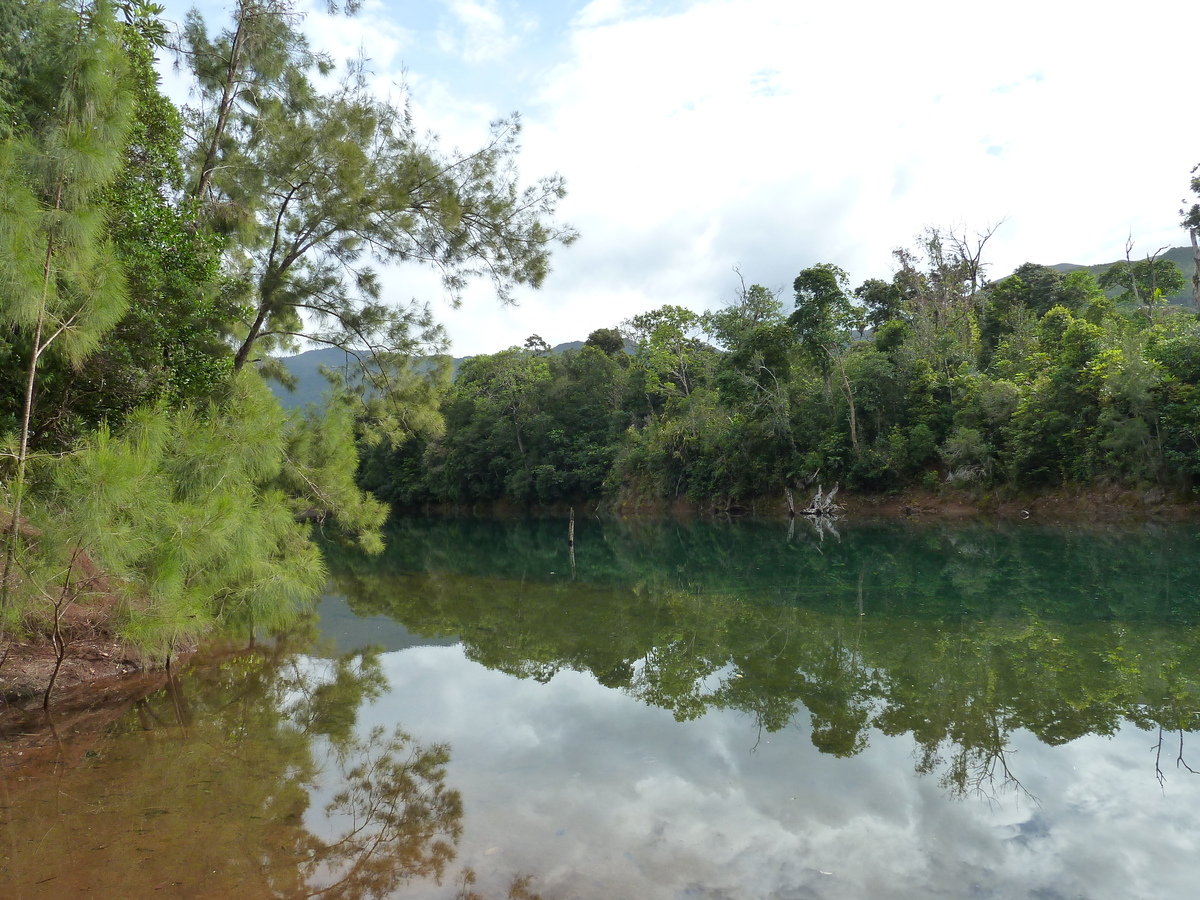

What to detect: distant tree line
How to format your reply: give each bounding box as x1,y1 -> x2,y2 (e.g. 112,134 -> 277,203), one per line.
360,226 -> 1200,509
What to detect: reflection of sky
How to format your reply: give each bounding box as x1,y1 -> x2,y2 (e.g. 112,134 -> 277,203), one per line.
328,645 -> 1200,899
311,593 -> 459,655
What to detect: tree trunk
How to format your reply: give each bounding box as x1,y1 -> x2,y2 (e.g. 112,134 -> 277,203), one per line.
2,314 -> 44,601
194,8 -> 249,203
827,347 -> 860,459
233,304 -> 270,371
1190,227 -> 1200,309
2,234 -> 56,606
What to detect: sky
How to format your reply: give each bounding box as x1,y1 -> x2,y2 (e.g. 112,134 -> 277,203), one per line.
159,0 -> 1200,356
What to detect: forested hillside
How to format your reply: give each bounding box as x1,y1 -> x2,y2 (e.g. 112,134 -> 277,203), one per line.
359,231 -> 1200,510
1052,246 -> 1197,307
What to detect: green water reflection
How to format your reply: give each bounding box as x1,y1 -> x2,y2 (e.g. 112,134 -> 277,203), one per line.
324,516 -> 1200,793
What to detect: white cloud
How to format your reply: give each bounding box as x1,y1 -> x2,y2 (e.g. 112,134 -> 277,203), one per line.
437,0 -> 521,63
158,0 -> 1200,356
467,0 -> 1199,355
572,0 -> 633,28
298,0 -> 413,71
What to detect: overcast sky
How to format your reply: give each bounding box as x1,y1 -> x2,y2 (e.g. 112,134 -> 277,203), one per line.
161,0 -> 1200,356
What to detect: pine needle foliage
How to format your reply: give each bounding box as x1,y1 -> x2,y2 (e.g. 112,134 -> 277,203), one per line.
278,400 -> 388,555
19,372 -> 328,659
0,0 -> 135,608
179,0 -> 575,373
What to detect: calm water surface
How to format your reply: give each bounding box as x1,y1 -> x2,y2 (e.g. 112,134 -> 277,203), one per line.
4,516 -> 1200,899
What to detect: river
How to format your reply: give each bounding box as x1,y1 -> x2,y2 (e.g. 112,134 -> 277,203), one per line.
3,515 -> 1200,899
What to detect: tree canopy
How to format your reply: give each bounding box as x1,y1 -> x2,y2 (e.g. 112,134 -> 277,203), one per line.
361,223 -> 1200,510
180,0 -> 576,373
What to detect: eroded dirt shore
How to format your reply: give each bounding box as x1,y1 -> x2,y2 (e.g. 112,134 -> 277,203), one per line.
603,484 -> 1200,525
836,486 -> 1200,524
0,601 -> 192,742
1,631 -> 148,707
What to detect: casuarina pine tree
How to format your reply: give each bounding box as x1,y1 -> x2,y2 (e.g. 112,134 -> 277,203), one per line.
0,0 -> 134,610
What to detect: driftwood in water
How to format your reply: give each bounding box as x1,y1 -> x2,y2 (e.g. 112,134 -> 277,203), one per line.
799,482 -> 842,518
785,481 -> 843,550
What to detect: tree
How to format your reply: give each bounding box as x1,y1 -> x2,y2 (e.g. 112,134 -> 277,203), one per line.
0,4 -> 231,451
623,304 -> 713,408
707,281 -> 795,452
435,348 -> 552,501
0,0 -> 134,607
1098,244 -> 1186,326
1181,163 -> 1200,307
1003,307 -> 1106,483
854,277 -> 904,329
180,0 -> 576,374
705,273 -> 786,349
93,7 -> 230,409
523,333 -> 552,356
982,264 -> 1105,361
585,327 -> 625,357
791,264 -> 863,457
790,264 -> 858,359
33,373 -> 329,655
277,400 -> 389,553
45,4 -> 232,440
1002,264 -> 1069,316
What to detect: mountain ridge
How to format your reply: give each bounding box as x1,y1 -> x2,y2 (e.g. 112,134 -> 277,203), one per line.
1047,245 -> 1196,305
269,341 -> 585,409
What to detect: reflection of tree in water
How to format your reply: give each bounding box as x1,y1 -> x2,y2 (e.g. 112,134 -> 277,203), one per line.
454,870 -> 552,900
126,645 -> 469,898
326,518 -> 1200,799
1142,720 -> 1200,787
2,638 -> 554,900
913,713 -> 1034,805
800,614 -> 873,758
1153,726 -> 1199,789
267,652 -> 553,900
301,725 -> 463,899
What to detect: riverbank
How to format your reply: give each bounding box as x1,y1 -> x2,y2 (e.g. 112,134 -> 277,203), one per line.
0,584 -> 189,718
403,483 -> 1200,524
1,620 -> 146,709
838,484 -> 1200,524
0,639 -> 267,773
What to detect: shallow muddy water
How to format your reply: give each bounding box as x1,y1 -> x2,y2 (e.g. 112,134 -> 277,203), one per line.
4,516 -> 1200,898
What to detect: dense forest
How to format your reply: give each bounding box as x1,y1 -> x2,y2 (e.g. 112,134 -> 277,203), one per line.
0,0 -> 571,662
358,232 -> 1200,510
